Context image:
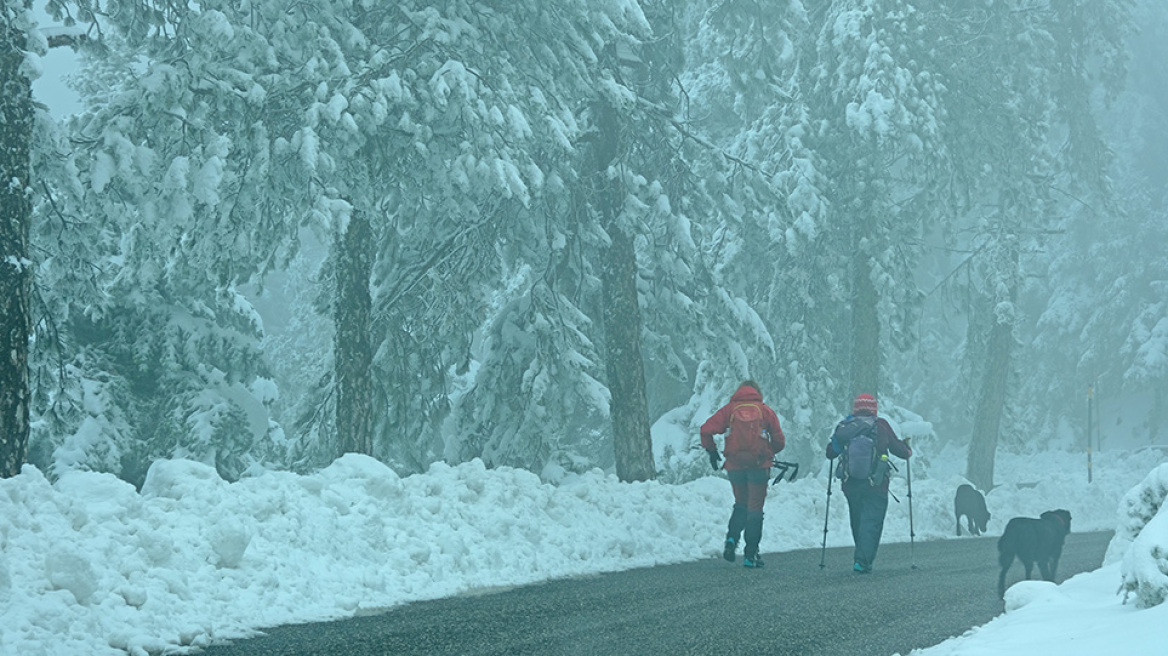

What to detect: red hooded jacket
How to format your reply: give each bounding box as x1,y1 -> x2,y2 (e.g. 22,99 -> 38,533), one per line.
700,385 -> 785,470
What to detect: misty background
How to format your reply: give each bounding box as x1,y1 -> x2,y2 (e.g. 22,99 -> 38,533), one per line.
5,0 -> 1167,491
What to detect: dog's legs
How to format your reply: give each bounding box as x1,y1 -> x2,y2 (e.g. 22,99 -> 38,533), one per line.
970,518 -> 980,536
1022,558 -> 1034,580
956,515 -> 963,537
1038,559 -> 1053,581
998,550 -> 1014,598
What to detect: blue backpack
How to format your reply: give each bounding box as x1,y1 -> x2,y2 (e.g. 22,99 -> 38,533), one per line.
833,416 -> 879,482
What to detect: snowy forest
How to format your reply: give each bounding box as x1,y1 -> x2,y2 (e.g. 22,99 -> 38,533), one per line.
2,0 -> 1166,492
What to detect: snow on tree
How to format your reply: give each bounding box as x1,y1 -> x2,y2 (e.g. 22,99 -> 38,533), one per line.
14,0 -> 1154,486
672,0 -> 945,467
31,0 -> 704,482
853,0 -> 1137,487
949,0 -> 1132,489
1025,0 -> 1164,449
1106,462 -> 1168,608
28,1 -> 572,477
446,0 -> 723,481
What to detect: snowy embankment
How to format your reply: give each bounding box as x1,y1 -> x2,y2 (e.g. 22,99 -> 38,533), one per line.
0,449 -> 1162,655
902,460 -> 1168,656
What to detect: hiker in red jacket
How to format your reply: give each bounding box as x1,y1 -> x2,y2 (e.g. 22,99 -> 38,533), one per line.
700,380 -> 785,568
826,393 -> 912,573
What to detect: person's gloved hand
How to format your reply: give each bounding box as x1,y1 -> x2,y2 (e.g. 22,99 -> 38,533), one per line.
707,449 -> 722,471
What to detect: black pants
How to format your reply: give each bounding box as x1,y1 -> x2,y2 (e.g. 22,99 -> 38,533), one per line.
844,484 -> 889,567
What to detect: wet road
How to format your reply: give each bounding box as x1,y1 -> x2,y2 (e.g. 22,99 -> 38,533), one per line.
200,531 -> 1112,656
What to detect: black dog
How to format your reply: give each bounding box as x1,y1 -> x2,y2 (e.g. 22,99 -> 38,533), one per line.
955,484 -> 990,536
997,509 -> 1072,597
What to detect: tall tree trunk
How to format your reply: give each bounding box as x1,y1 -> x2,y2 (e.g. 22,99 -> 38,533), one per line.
851,251 -> 880,401
592,100 -> 655,482
600,223 -> 656,482
1,8 -> 33,478
334,209 -> 374,457
965,307 -> 1012,491
966,247 -> 1019,491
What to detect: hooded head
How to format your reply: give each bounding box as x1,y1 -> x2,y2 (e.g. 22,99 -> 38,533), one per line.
852,393 -> 877,416
730,380 -> 763,403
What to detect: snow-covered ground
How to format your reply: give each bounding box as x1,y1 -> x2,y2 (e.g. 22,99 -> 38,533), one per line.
1,447 -> 1165,655
903,460 -> 1168,656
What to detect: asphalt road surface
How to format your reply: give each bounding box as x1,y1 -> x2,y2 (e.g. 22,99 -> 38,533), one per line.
200,530 -> 1112,656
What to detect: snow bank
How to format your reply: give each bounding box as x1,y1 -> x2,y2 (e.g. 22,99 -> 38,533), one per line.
1104,463 -> 1168,608
0,448 -> 1161,655
905,457 -> 1168,656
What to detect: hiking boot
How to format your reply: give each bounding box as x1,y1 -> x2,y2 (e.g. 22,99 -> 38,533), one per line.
723,538 -> 737,563
853,561 -> 871,574
743,554 -> 766,569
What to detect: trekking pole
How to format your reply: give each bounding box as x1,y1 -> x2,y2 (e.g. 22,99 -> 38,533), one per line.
770,459 -> 800,485
819,461 -> 833,570
906,455 -> 917,570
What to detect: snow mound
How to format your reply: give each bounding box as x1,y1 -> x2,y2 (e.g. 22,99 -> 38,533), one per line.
1003,580 -> 1060,612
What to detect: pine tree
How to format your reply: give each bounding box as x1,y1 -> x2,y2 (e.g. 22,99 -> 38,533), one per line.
0,0 -> 35,478
1026,0 -> 1162,449
877,0 -> 1135,487
51,1 -> 678,480
677,0 -> 944,456
450,1 -> 699,481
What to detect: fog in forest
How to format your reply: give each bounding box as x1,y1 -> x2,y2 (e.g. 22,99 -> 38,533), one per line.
7,0 -> 1168,491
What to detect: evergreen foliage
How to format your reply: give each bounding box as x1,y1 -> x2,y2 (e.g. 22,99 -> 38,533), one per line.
6,0 -> 1162,487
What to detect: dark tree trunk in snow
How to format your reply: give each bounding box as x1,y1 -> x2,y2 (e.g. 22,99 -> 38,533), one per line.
600,225 -> 656,482
966,247 -> 1018,491
851,252 -> 880,402
334,209 -> 374,458
0,11 -> 33,478
966,307 -> 1012,491
592,100 -> 655,482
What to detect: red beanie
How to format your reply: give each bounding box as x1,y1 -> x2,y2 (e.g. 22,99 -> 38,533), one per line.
853,393 -> 877,415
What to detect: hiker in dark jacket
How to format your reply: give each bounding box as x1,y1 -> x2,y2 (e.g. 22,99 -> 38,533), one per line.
700,380 -> 785,569
826,393 -> 911,573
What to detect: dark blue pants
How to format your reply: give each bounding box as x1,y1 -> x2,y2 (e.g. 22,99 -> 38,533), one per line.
844,484 -> 889,568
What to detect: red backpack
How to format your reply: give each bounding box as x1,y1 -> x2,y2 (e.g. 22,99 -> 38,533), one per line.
725,402 -> 769,467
